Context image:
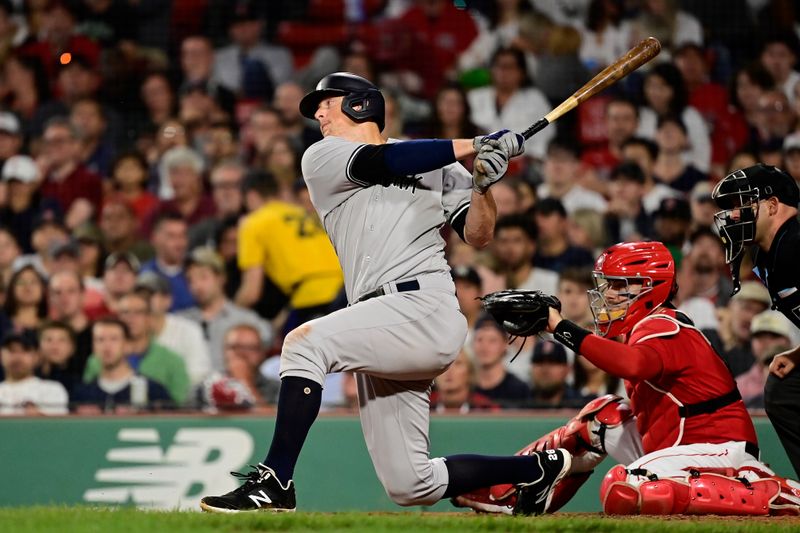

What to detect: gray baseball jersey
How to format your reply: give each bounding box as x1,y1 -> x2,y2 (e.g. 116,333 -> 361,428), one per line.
301,136 -> 472,303
278,135 -> 475,505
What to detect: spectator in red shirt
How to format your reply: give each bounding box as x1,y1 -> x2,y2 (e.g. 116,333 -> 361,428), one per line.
397,0 -> 479,99
38,117 -> 102,230
19,0 -> 100,83
581,97 -> 639,181
110,152 -> 159,222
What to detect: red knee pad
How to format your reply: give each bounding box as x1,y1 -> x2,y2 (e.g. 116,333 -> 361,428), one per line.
601,465 -> 639,515
685,474 -> 778,516
639,479 -> 691,514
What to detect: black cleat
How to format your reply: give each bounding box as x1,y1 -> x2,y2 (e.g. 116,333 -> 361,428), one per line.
513,449 -> 572,516
200,464 -> 296,513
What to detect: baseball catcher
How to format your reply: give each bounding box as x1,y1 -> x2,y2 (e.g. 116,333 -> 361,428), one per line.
456,241 -> 800,516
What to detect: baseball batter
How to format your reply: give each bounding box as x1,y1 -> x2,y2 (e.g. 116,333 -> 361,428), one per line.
200,72 -> 571,515
457,241 -> 800,516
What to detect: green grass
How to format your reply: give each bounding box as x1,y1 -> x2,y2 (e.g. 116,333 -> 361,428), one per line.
0,507 -> 798,533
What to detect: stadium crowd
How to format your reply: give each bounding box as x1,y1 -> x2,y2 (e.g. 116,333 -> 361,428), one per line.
0,0 -> 799,415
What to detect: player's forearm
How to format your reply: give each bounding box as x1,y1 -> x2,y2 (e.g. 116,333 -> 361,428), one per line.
235,268 -> 263,307
553,320 -> 663,380
463,188 -> 496,248
453,139 -> 477,160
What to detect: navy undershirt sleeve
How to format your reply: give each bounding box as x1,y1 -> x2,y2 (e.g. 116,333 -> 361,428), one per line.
349,140 -> 458,186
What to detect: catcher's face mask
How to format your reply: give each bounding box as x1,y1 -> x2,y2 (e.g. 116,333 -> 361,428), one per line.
711,169 -> 760,265
588,275 -> 651,338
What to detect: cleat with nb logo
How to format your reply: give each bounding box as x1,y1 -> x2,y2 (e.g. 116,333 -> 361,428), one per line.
200,464 -> 296,513
513,449 -> 572,516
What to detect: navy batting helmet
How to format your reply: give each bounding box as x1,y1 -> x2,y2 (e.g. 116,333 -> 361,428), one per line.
299,72 -> 385,131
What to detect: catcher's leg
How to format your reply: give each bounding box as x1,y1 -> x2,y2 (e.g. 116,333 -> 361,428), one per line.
736,460 -> 800,515
453,394 -> 641,514
600,441 -> 784,515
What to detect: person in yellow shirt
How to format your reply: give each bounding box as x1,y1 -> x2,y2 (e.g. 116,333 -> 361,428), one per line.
236,171 -> 344,329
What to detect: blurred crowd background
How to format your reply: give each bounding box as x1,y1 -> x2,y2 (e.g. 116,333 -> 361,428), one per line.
0,0 -> 798,416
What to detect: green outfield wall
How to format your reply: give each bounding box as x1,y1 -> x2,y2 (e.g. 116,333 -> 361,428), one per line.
0,415 -> 792,512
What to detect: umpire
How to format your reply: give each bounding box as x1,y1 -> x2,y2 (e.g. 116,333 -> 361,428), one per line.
712,163 -> 800,476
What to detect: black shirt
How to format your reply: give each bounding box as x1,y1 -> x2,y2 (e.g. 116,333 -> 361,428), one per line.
753,217 -> 800,329
475,373 -> 531,406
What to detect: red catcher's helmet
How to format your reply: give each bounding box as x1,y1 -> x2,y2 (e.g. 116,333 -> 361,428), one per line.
588,241 -> 676,338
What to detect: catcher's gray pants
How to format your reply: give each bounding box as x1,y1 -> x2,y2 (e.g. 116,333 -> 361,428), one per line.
280,274 -> 466,505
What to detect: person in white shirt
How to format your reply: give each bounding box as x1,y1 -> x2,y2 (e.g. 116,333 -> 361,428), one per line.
212,2 -> 293,97
468,47 -> 554,160
0,331 -> 68,415
537,139 -> 607,215
134,271 -> 212,388
635,63 -> 711,173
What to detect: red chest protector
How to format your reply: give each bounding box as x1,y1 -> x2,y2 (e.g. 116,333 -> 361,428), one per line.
624,308 -> 758,454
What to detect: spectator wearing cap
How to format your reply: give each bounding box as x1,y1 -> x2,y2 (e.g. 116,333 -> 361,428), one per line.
652,115 -> 709,194
620,137 -> 681,216
183,247 -> 272,372
141,211 -> 195,312
653,197 -> 692,267
604,161 -> 654,244
36,320 -> 80,395
431,350 -> 499,413
529,339 -> 587,408
0,111 -> 23,163
677,228 -> 733,309
148,147 -> 216,233
99,196 -> 154,262
189,160 -> 246,250
0,331 -> 68,415
721,281 -> 773,378
213,1 -> 293,99
736,310 -> 797,409
47,270 -> 92,369
134,271 -> 211,388
100,252 -> 140,316
688,181 -> 717,232
73,317 -> 172,413
179,35 -> 236,116
0,154 -> 62,254
759,31 -> 800,106
491,214 -> 559,296
83,292 -> 190,405
472,315 -> 530,407
537,139 -> 607,215
452,265 -> 482,360
534,198 -> 595,272
38,117 -> 102,230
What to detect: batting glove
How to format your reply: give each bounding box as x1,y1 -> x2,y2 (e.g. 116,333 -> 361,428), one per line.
473,129 -> 525,158
473,144 -> 509,194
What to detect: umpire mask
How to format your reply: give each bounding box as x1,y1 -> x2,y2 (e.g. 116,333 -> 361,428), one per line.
711,168 -> 760,266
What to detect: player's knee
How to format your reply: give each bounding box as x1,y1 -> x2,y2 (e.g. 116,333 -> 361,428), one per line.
600,465 -> 638,515
381,463 -> 442,507
383,478 -> 429,507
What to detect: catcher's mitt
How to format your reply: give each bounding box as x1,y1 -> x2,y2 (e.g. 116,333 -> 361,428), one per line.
479,290 -> 561,337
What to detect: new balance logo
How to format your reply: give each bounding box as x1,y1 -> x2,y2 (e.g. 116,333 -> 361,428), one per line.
84,428 -> 254,510
534,486 -> 550,505
249,490 -> 273,507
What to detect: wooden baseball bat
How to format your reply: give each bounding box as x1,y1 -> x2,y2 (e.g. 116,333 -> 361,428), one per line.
522,37 -> 662,140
